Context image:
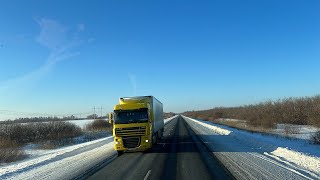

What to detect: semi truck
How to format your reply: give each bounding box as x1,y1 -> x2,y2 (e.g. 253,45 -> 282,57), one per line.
109,96 -> 164,155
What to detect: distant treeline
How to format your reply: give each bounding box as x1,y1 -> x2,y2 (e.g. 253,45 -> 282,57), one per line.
1,114 -> 107,124
1,112 -> 175,125
183,95 -> 320,128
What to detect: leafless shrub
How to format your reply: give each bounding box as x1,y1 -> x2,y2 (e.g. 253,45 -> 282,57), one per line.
215,120 -> 243,128
184,95 -> 320,129
86,119 -> 112,132
46,121 -> 82,140
0,122 -> 82,162
0,121 -> 82,144
0,138 -> 26,163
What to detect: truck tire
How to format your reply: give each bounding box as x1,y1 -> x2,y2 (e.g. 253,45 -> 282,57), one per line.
159,129 -> 164,139
153,134 -> 157,145
117,150 -> 124,156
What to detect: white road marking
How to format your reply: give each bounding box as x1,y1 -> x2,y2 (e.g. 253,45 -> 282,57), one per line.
144,170 -> 152,180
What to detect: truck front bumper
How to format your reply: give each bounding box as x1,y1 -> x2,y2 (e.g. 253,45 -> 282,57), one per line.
114,135 -> 152,151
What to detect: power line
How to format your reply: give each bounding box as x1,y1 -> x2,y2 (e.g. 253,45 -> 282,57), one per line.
92,106 -> 106,119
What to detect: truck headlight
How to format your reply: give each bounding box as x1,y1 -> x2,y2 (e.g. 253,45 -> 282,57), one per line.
115,142 -> 120,145
145,140 -> 149,143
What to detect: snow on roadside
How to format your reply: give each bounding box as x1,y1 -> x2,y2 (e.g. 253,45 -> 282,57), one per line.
8,141 -> 116,180
164,115 -> 178,125
265,147 -> 320,177
0,137 -> 113,178
185,116 -> 231,135
182,115 -> 320,178
0,116 -> 178,179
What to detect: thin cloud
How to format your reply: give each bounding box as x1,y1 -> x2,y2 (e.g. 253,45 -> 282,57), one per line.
0,18 -> 83,94
36,18 -> 68,50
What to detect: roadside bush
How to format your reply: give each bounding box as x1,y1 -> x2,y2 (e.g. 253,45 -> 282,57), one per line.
46,121 -> 82,140
86,119 -> 112,131
311,131 -> 320,144
0,121 -> 82,144
0,138 -> 26,163
183,95 -> 320,128
0,121 -> 83,162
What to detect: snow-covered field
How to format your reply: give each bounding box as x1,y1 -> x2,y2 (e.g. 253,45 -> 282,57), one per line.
0,116 -> 177,180
217,118 -> 319,141
66,119 -> 96,129
10,119 -> 97,129
183,115 -> 320,180
272,123 -> 320,140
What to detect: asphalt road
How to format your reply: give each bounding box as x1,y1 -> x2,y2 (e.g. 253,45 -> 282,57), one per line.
88,116 -> 231,180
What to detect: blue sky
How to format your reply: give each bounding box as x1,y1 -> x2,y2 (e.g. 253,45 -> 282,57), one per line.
0,0 -> 320,119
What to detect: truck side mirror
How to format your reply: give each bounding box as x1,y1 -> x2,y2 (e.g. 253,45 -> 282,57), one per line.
108,113 -> 114,124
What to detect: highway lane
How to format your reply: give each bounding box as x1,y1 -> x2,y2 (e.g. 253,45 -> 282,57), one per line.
88,116 -> 231,180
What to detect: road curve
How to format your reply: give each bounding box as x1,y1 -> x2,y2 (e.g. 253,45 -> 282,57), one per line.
88,116 -> 231,180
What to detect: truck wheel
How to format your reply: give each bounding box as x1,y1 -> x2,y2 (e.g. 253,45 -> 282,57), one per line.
117,150 -> 124,156
153,134 -> 157,145
159,129 -> 164,139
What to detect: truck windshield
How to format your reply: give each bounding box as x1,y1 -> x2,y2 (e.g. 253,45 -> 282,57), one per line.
115,109 -> 148,124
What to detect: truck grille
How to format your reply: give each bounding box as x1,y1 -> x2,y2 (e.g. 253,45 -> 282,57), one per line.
122,136 -> 141,148
115,127 -> 146,137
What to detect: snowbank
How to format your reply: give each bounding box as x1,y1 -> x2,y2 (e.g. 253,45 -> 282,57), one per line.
265,147 -> 320,177
185,116 -> 231,135
182,115 -> 320,179
0,137 -> 113,178
164,115 -> 178,125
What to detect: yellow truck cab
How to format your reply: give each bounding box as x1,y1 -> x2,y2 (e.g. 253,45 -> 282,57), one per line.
110,96 -> 164,155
